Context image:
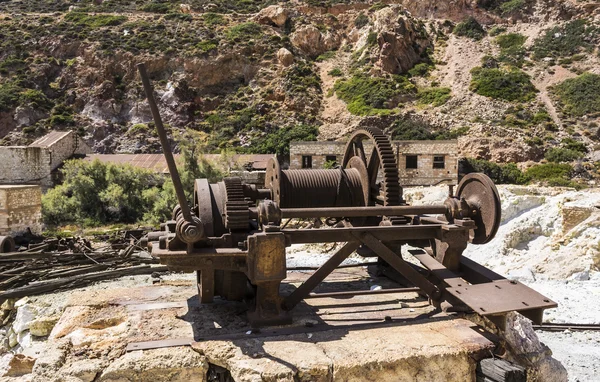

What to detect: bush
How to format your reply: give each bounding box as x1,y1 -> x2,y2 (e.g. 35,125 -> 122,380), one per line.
0,82 -> 21,112
390,118 -> 436,140
19,89 -> 52,109
544,148 -> 584,163
64,12 -> 127,28
195,40 -> 218,53
532,19 -> 598,60
496,32 -> 526,66
203,12 -> 225,26
328,68 -> 343,77
525,163 -> 573,182
470,67 -> 537,102
42,160 -> 161,226
408,63 -> 432,78
552,72 -> 600,117
139,3 -> 170,13
461,158 -> 530,184
252,124 -> 319,156
226,22 -> 262,41
453,17 -> 486,40
315,51 -> 336,62
500,0 -> 525,15
334,75 -> 415,116
354,13 -> 369,29
417,87 -> 451,106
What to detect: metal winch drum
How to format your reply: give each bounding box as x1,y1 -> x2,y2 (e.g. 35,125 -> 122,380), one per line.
138,63 -> 556,328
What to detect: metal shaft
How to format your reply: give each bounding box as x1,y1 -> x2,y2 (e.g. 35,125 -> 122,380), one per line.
278,205 -> 448,219
137,63 -> 192,222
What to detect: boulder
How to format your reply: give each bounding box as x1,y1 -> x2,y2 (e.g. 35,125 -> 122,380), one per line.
30,316 -> 60,337
4,354 -> 35,377
254,5 -> 289,27
290,25 -> 341,58
277,48 -> 294,67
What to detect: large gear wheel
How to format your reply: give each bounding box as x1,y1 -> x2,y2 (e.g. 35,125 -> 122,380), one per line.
223,177 -> 250,231
342,127 -> 402,206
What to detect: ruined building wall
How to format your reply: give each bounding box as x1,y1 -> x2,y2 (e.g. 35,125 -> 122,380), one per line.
0,185 -> 42,235
289,140 -> 458,186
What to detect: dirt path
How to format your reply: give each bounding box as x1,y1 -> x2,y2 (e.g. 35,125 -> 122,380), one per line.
315,51 -> 362,140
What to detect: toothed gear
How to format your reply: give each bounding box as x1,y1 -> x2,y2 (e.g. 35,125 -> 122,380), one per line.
224,177 -> 250,231
342,127 -> 402,207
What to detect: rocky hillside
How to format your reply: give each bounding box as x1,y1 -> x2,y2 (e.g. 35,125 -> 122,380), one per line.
0,0 -> 599,170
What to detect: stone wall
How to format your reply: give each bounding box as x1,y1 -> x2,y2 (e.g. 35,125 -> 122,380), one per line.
0,185 -> 42,235
0,131 -> 91,188
289,140 -> 458,186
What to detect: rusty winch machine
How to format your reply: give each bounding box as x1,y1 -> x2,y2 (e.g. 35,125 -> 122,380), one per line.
138,64 -> 556,328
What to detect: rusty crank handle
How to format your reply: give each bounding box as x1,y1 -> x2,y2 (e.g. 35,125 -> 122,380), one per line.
137,63 -> 204,243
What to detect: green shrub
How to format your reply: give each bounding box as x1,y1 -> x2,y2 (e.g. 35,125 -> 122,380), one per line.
525,163 -> 573,184
0,82 -> 21,112
354,13 -> 369,28
64,12 -> 127,28
284,61 -> 321,93
328,68 -> 343,77
496,33 -> 526,65
315,51 -> 336,62
532,19 -> 598,60
19,89 -> 52,109
334,75 -> 414,116
195,40 -> 218,53
417,87 -> 451,106
544,148 -> 584,163
470,67 -> 537,101
408,63 -> 432,78
552,72 -> 600,117
460,158 -> 530,184
489,26 -> 506,36
500,0 -> 525,15
203,12 -> 225,26
252,124 -> 319,156
139,3 -> 170,13
390,118 -> 436,140
225,22 -> 262,41
453,17 -> 486,40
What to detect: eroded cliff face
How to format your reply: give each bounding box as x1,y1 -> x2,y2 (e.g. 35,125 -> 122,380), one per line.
0,0 -> 598,164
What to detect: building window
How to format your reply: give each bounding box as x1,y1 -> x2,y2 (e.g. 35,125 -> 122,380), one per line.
433,155 -> 445,169
406,155 -> 418,169
325,155 -> 337,167
302,155 -> 312,169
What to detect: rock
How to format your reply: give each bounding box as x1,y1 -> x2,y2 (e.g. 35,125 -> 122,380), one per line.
179,4 -> 191,14
371,7 -> 432,74
98,347 -> 207,381
29,316 -> 59,337
62,359 -> 105,382
7,329 -> 17,349
14,105 -> 49,128
277,48 -> 294,67
13,303 -> 37,335
254,5 -> 288,27
31,340 -> 69,379
507,267 -> 536,283
17,330 -> 32,348
561,206 -> 592,234
4,354 -> 35,377
501,312 -> 568,382
570,270 -> 590,281
290,25 -> 341,58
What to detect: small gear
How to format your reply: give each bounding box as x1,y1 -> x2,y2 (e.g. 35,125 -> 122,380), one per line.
224,177 -> 250,231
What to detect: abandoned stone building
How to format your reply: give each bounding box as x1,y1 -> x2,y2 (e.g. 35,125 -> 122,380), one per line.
290,139 -> 458,186
0,185 -> 42,235
0,130 -> 92,189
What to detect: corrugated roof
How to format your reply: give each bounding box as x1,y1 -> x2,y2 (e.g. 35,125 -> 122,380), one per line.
83,153 -> 273,173
29,131 -> 72,148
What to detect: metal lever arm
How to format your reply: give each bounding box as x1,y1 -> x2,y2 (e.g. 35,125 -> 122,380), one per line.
137,63 -> 192,222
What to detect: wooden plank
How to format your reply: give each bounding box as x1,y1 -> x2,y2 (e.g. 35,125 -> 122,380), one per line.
477,358 -> 526,382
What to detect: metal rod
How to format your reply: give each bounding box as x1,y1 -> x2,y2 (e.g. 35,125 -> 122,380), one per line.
287,261 -> 378,271
137,63 -> 192,222
306,287 -> 421,299
279,205 -> 448,218
283,225 -> 444,244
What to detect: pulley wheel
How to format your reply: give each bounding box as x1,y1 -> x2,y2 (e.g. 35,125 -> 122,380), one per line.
0,236 -> 15,253
456,173 -> 501,244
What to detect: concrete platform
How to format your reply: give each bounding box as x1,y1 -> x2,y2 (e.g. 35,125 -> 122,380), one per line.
29,267 -> 496,381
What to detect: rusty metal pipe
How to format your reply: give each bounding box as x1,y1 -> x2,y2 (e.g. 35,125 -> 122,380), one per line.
279,205 -> 448,218
137,63 -> 192,222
